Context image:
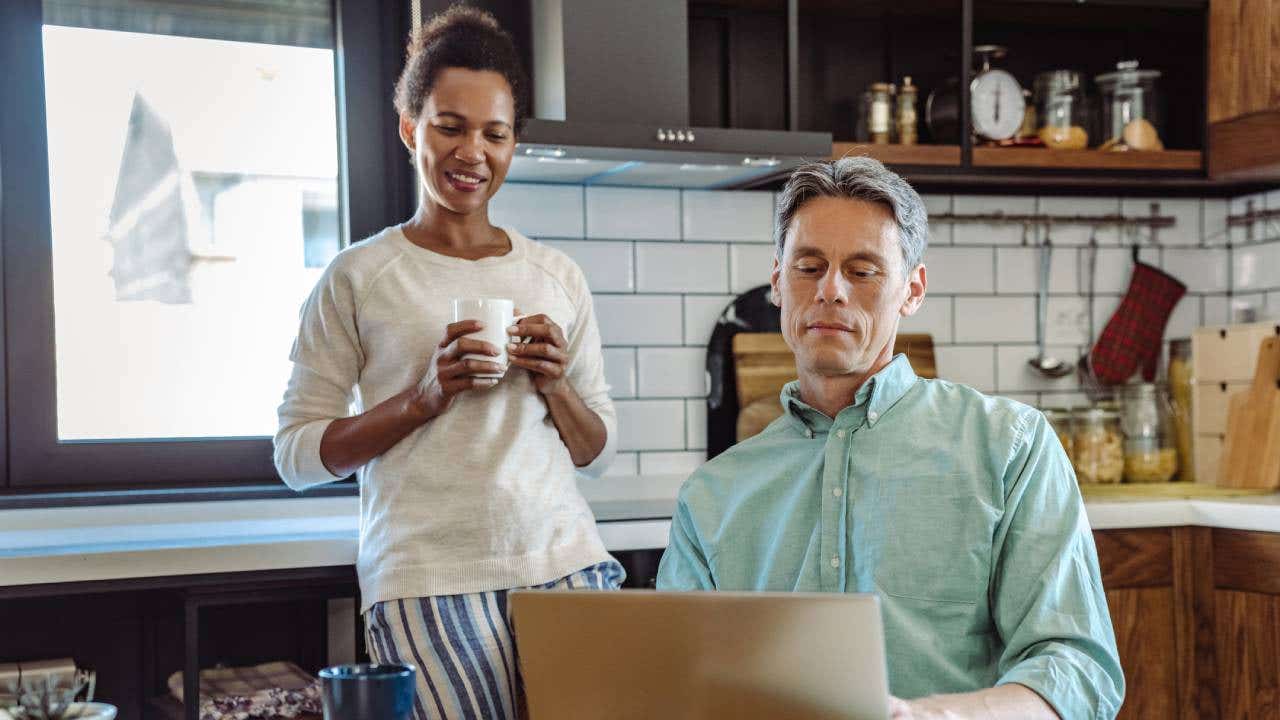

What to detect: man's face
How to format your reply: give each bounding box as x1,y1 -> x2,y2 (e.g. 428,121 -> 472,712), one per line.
770,196 -> 926,378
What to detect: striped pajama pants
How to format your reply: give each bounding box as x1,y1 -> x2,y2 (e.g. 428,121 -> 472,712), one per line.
364,561 -> 625,720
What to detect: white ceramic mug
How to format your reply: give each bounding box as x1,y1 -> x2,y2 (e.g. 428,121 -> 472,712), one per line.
451,298 -> 520,379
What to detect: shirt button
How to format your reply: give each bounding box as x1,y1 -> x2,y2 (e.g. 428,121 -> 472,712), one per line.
830,556 -> 840,568
868,411 -> 879,422
836,429 -> 846,439
832,487 -> 843,498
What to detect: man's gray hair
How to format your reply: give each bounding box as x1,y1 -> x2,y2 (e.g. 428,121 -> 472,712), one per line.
773,156 -> 929,275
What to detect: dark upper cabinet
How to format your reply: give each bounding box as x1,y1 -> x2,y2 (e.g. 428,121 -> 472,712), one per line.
796,1 -> 961,145
688,1 -> 789,131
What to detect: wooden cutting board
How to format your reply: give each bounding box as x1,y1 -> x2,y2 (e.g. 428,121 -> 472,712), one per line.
731,333 -> 936,441
1218,336 -> 1280,490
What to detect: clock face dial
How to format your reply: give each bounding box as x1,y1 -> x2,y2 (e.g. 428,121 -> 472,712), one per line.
971,69 -> 1025,140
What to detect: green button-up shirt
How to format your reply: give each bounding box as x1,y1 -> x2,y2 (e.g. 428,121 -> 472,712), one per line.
657,355 -> 1124,719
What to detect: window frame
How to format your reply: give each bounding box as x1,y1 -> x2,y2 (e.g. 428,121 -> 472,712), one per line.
0,0 -> 415,493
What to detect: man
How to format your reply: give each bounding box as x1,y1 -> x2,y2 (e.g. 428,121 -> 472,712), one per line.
656,157 -> 1123,719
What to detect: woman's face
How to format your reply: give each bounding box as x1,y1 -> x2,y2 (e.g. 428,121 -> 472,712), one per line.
400,67 -> 517,216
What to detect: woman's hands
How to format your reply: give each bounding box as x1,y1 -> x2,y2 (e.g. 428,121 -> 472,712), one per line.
507,313 -> 572,397
410,319 -> 505,420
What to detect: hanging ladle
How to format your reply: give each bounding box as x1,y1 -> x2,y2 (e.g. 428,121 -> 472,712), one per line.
1028,226 -> 1074,378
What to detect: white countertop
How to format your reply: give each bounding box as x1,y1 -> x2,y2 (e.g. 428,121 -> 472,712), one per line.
2,475 -> 1278,589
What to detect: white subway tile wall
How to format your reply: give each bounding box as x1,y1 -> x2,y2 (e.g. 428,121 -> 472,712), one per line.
489,184 -> 584,238
729,243 -> 777,293
615,399 -> 686,451
1036,196 -> 1120,246
996,246 -> 1078,294
685,400 -> 707,450
1233,242 -> 1280,293
933,346 -> 996,392
635,242 -> 729,293
543,240 -> 634,292
586,187 -> 680,240
498,184 -> 1237,475
681,190 -> 775,242
1164,248 -> 1230,294
1120,197 -> 1202,247
602,348 -> 637,399
952,195 -> 1037,245
954,297 -> 1037,343
593,294 -> 683,346
604,452 -> 639,477
637,347 -> 707,398
926,246 -> 995,294
683,295 -> 735,347
638,451 -> 707,476
900,297 -> 953,343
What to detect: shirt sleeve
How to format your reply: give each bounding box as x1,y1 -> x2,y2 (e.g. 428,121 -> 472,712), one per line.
656,491 -> 716,590
561,273 -> 617,478
990,410 -> 1125,720
273,261 -> 363,490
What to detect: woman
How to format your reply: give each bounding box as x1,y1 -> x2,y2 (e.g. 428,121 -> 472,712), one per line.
273,7 -> 623,719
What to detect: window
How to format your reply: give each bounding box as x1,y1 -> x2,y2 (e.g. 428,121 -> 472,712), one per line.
1,0 -> 413,490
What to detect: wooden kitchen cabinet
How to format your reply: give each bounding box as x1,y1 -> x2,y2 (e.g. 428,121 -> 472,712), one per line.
1094,526 -> 1280,719
1107,587 -> 1179,719
1212,529 -> 1280,718
1207,0 -> 1280,180
1095,528 -> 1186,720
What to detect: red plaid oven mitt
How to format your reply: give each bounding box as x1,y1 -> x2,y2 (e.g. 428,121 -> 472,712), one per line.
1088,258 -> 1187,385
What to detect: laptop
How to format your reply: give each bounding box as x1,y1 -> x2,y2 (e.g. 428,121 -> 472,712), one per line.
511,590 -> 891,720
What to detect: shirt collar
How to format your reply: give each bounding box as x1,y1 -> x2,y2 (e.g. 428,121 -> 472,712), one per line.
780,354 -> 918,435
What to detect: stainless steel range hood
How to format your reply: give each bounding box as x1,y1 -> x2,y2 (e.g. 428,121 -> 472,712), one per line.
510,0 -> 831,189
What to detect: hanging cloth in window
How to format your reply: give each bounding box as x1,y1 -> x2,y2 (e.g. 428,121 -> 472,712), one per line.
105,92 -> 193,304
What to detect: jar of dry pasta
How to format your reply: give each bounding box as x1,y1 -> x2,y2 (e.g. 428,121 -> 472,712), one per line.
1073,407 -> 1124,484
1120,383 -> 1179,483
1043,407 -> 1075,459
1168,340 -> 1194,482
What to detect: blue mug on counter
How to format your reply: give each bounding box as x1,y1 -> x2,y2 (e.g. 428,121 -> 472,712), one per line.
318,663 -> 416,720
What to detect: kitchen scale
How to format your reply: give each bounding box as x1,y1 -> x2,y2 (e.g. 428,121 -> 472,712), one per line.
926,44 -> 1026,145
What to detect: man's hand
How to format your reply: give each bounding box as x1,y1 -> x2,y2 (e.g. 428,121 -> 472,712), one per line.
890,696 -> 963,719
889,685 -> 1058,720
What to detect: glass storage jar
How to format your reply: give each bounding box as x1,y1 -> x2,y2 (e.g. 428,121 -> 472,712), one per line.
1043,407 -> 1075,459
1073,407 -> 1124,484
1034,70 -> 1090,149
1095,60 -> 1163,151
1120,382 -> 1179,483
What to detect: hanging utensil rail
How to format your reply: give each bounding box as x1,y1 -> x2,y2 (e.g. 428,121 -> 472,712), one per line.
929,212 -> 1175,228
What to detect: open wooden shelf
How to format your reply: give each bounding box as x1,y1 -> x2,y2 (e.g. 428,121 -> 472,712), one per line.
973,147 -> 1203,172
831,142 -> 961,166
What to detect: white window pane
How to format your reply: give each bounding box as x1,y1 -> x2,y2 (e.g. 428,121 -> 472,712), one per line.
42,25 -> 339,440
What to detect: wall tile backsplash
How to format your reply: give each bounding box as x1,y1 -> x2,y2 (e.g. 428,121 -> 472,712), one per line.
491,183 -> 1274,477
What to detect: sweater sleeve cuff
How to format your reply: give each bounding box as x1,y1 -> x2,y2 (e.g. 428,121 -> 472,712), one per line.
576,405 -> 617,479
275,418 -> 347,490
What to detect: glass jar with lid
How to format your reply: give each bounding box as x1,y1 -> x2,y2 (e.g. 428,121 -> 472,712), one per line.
1120,383 -> 1179,483
1073,407 -> 1123,484
1043,407 -> 1075,459
1034,70 -> 1090,150
1095,60 -> 1163,151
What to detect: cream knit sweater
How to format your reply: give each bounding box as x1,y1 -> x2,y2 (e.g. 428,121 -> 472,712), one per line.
274,226 -> 616,610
